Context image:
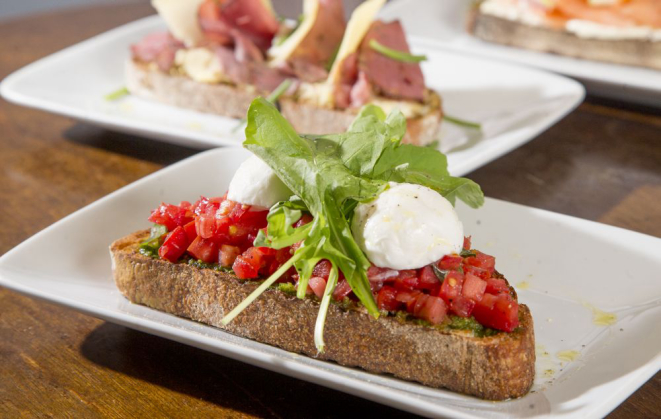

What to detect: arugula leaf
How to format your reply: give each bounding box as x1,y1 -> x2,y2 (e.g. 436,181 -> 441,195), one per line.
138,224 -> 168,257
253,200 -> 312,249
242,98 -> 384,320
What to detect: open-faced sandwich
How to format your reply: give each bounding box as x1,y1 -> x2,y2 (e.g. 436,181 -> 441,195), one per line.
127,0 -> 443,145
110,98 -> 535,400
471,0 -> 661,70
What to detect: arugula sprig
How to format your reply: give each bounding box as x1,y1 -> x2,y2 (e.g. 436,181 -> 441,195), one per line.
221,98 -> 484,351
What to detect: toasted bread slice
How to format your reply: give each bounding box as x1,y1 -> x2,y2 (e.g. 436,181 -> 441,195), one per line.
125,59 -> 259,120
111,230 -> 535,400
126,59 -> 442,145
471,9 -> 661,70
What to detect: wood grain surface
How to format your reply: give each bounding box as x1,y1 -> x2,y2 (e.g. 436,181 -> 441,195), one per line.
0,2 -> 659,418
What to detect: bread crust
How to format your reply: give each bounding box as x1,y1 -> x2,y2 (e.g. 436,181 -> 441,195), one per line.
471,11 -> 661,70
126,59 -> 442,145
125,60 -> 259,119
111,230 -> 535,400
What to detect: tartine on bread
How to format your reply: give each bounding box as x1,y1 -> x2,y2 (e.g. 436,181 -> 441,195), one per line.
110,98 -> 535,400
471,0 -> 661,70
127,0 -> 443,145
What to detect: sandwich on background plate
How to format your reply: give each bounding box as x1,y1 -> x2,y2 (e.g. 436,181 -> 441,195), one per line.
127,0 -> 444,145
471,0 -> 661,70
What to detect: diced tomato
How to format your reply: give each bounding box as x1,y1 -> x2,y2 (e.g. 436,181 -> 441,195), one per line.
463,236 -> 472,250
417,295 -> 447,324
464,264 -> 491,280
475,251 -> 496,274
148,203 -> 193,231
275,247 -> 292,264
187,236 -> 218,263
333,279 -> 353,300
376,286 -> 400,311
307,276 -> 327,298
229,205 -> 268,229
418,266 -> 440,290
462,273 -> 487,302
183,220 -> 197,242
233,256 -> 259,279
393,270 -> 419,291
437,254 -> 462,270
312,260 -> 332,280
472,294 -> 519,332
367,266 -> 399,283
195,214 -> 217,239
219,244 -> 241,268
412,294 -> 429,317
158,226 -> 189,263
395,290 -> 423,312
294,213 -> 313,227
485,277 -> 511,296
450,295 -> 476,317
439,271 -> 464,305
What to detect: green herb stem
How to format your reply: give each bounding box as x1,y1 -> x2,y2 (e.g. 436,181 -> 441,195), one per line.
369,39 -> 427,63
443,115 -> 482,130
105,87 -> 130,101
221,248 -> 309,325
266,78 -> 293,103
314,266 -> 339,352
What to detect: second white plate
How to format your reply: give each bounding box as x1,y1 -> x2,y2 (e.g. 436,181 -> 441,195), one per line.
0,15 -> 584,176
380,0 -> 661,107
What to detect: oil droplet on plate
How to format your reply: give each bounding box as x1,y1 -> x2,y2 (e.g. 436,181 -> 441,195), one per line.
516,281 -> 530,290
582,302 -> 617,326
557,350 -> 580,362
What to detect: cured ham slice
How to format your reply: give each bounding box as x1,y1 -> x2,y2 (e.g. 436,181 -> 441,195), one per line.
358,20 -> 425,102
130,32 -> 184,71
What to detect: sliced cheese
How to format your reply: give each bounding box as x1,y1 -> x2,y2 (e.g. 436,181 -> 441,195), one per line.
152,0 -> 206,46
175,48 -> 224,83
268,0 -> 321,66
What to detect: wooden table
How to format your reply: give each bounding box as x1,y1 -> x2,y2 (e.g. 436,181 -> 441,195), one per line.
1,2 -> 659,417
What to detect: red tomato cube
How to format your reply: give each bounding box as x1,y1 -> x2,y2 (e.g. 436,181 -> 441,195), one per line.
333,279 -> 353,300
485,277 -> 511,296
473,294 -> 519,332
439,271 -> 464,305
418,295 -> 447,324
418,266 -> 440,290
187,236 -> 218,264
438,255 -> 462,270
377,286 -> 401,311
463,236 -> 472,250
450,295 -> 476,317
312,260 -> 332,280
307,276 -> 327,298
158,226 -> 189,263
462,273 -> 487,302
219,244 -> 241,268
232,255 -> 259,279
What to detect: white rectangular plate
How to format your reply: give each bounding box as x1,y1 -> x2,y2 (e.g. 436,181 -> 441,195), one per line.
379,0 -> 661,107
0,15 -> 584,176
0,148 -> 659,418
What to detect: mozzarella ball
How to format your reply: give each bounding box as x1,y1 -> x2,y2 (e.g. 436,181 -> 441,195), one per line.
351,182 -> 464,270
227,155 -> 292,209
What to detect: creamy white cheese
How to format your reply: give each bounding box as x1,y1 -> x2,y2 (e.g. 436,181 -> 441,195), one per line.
479,0 -> 546,27
175,48 -> 224,83
152,0 -> 206,46
351,183 -> 464,270
227,155 -> 292,209
566,19 -> 661,41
